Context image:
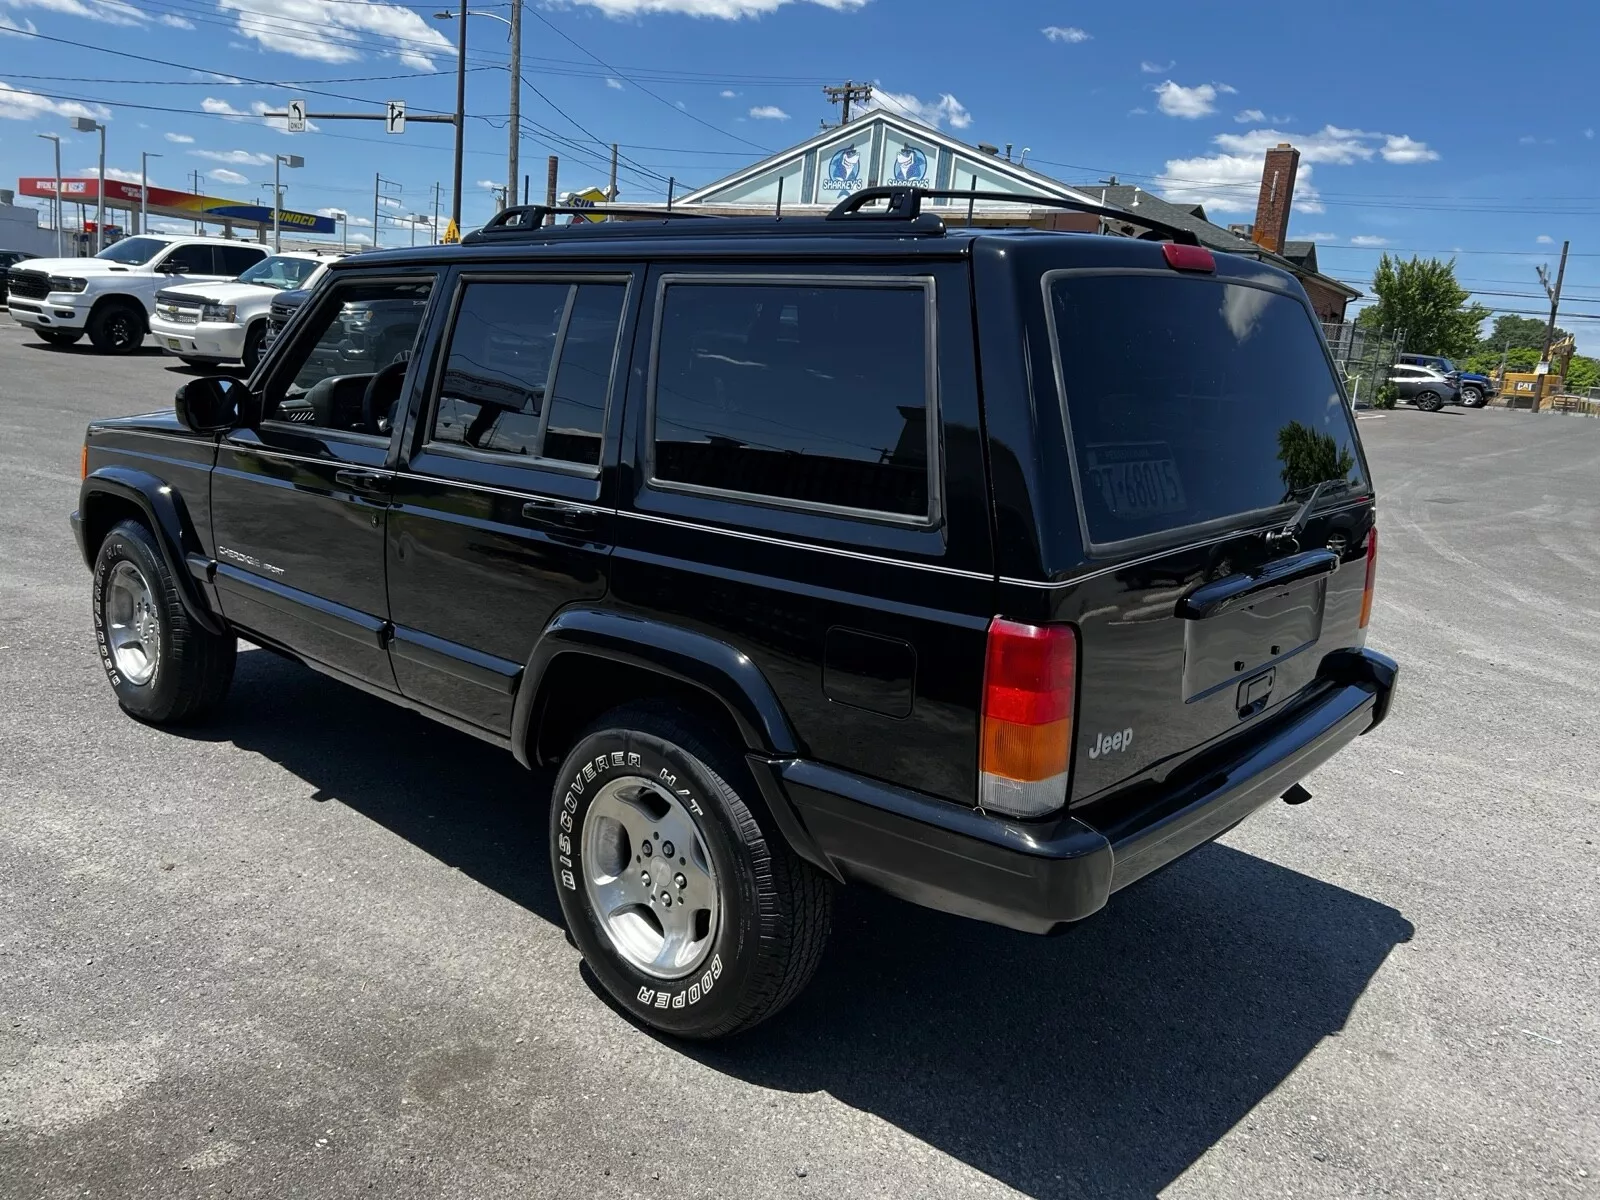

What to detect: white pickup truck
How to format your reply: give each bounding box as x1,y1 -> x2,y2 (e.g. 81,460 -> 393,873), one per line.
149,250 -> 344,372
6,235 -> 268,354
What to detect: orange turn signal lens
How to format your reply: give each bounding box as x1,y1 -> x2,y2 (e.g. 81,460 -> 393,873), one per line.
80,443 -> 89,481
979,619 -> 1078,818
1359,526 -> 1377,629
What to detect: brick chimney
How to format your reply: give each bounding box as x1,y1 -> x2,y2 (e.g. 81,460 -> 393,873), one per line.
1252,142 -> 1299,254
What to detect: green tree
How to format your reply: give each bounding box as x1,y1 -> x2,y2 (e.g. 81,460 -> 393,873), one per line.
1568,356 -> 1599,392
1464,346 -> 1540,375
1481,313 -> 1567,353
1356,254 -> 1491,358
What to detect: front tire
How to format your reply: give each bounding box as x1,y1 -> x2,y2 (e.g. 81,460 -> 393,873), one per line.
92,519 -> 236,724
1461,385 -> 1485,408
38,330 -> 84,347
87,301 -> 144,354
1416,390 -> 1444,412
241,322 -> 266,373
551,706 -> 832,1039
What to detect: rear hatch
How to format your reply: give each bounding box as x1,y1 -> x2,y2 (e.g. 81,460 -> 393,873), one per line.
1041,255 -> 1376,807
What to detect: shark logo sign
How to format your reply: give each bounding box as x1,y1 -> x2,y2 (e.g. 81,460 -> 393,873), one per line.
824,144 -> 862,195
891,144 -> 930,187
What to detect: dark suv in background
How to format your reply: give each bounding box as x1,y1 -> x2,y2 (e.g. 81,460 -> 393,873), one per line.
72,189 -> 1397,1039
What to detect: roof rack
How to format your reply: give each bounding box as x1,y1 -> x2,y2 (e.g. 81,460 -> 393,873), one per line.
826,186 -> 1202,246
462,203 -> 716,244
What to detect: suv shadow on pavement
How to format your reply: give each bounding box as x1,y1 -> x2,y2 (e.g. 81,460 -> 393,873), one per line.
176,649 -> 1411,1199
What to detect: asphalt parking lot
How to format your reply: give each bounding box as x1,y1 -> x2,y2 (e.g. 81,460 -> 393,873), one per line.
1,322 -> 1596,1200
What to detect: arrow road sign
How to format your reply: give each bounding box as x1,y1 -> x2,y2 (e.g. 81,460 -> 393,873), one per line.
286,99 -> 306,133
385,100 -> 406,135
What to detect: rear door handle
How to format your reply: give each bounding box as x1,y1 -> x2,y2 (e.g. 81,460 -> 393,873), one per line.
334,468 -> 390,496
1176,548 -> 1340,620
521,497 -> 596,532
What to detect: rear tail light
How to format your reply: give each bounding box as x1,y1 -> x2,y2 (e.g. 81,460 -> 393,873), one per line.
1162,243 -> 1216,273
979,618 -> 1078,819
1359,526 -> 1378,628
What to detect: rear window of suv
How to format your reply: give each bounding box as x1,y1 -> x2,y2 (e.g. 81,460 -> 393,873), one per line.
1047,272 -> 1367,549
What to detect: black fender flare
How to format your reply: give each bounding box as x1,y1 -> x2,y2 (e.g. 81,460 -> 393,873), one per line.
77,466 -> 227,636
511,607 -> 839,881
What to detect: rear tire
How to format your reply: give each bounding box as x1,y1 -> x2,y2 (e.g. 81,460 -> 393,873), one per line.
551,704 -> 832,1039
87,301 -> 144,355
92,519 -> 236,724
1416,390 -> 1444,412
38,330 -> 83,347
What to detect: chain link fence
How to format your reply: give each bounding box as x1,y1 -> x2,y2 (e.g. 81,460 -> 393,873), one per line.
1322,321 -> 1399,409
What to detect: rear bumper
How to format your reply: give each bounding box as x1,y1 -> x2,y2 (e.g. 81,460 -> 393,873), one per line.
757,648 -> 1398,935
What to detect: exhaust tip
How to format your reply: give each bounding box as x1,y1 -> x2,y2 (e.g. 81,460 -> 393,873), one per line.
1281,783 -> 1312,805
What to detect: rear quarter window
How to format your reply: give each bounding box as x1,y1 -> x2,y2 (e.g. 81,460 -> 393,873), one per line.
1047,271 -> 1367,549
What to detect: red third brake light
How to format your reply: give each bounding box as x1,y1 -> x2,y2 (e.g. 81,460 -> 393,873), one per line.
1162,243 -> 1216,273
1359,525 -> 1378,629
980,619 -> 1078,819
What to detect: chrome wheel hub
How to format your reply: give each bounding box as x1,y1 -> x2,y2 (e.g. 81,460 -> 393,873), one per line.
581,776 -> 719,979
105,561 -> 160,686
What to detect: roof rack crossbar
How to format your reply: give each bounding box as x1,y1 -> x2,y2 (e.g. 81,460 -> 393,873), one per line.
463,203 -> 717,243
826,186 -> 1201,246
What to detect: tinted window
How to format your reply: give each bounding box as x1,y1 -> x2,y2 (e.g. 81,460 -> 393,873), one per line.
219,245 -> 269,277
1049,274 -> 1366,546
430,280 -> 624,465
159,245 -> 212,275
652,280 -> 932,518
95,237 -> 166,265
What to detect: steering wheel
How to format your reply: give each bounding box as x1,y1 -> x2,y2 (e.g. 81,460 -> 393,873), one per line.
361,355 -> 410,436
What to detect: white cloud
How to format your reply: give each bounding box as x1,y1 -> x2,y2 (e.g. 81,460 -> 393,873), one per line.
218,0 -> 454,71
202,97 -> 247,117
1234,108 -> 1265,123
349,216 -> 372,227
1537,235 -> 1555,244
316,206 -> 347,218
552,0 -> 866,15
0,0 -> 147,27
1216,125 -> 1371,165
78,165 -> 155,183
1586,128 -> 1595,139
1349,235 -> 1389,246
1153,81 -> 1230,119
1380,134 -> 1438,163
748,105 -> 789,120
191,149 -> 275,166
719,89 -> 737,99
0,12 -> 39,34
0,81 -> 110,122
1294,232 -> 1339,242
164,132 -> 195,144
475,179 -> 499,190
1140,60 -> 1174,73
1128,106 -> 1148,116
1519,135 -> 1536,145
862,86 -> 971,130
1042,25 -> 1089,43
1215,83 -> 1237,94
207,168 -> 250,185
1157,151 -> 1321,214
158,12 -> 193,26
605,77 -> 623,89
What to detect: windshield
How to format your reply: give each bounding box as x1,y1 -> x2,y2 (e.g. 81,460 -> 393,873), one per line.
94,237 -> 167,266
1049,273 -> 1368,547
237,255 -> 322,291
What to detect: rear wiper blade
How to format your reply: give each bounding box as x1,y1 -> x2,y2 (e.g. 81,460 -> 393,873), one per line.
1265,479 -> 1344,554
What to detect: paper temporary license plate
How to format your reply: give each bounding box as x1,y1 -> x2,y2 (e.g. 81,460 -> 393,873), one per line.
166,338 -> 183,351
1084,443 -> 1187,519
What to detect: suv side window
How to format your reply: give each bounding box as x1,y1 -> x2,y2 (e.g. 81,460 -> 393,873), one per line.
264,277 -> 433,434
218,245 -> 266,277
159,244 -> 210,275
429,278 -> 626,468
649,277 -> 935,522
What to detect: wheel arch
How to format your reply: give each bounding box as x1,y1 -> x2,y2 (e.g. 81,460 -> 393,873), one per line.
87,291 -> 150,332
78,467 -> 227,636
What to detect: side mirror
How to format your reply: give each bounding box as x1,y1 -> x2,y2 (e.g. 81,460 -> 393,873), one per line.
175,376 -> 254,434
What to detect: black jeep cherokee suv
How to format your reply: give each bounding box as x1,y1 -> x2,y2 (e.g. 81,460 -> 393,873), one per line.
73,189 -> 1397,1039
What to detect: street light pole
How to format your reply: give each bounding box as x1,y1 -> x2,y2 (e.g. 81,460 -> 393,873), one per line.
508,0 -> 521,206
140,151 -> 161,236
37,134 -> 62,257
453,3 -> 466,230
273,154 -> 304,252
72,117 -> 106,251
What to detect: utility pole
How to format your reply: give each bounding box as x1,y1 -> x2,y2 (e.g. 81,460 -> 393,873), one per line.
1531,239 -> 1569,414
544,155 -> 558,224
37,134 -> 62,257
431,181 -> 443,243
373,172 -> 380,250
139,151 -> 161,235
508,0 -> 521,206
822,80 -> 872,125
452,2 -> 467,230
608,142 -> 618,203
191,169 -> 202,233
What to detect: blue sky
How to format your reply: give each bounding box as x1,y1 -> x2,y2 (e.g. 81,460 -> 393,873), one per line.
2,0 -> 1596,347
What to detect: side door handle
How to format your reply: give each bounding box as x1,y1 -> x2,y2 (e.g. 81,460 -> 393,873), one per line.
334,468 -> 390,496
521,497 -> 596,532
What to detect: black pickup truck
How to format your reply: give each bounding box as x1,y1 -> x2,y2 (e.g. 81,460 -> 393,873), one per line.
72,190 -> 1397,1039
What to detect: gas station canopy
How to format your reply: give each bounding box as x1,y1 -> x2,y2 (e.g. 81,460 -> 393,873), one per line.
17,177 -> 335,237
